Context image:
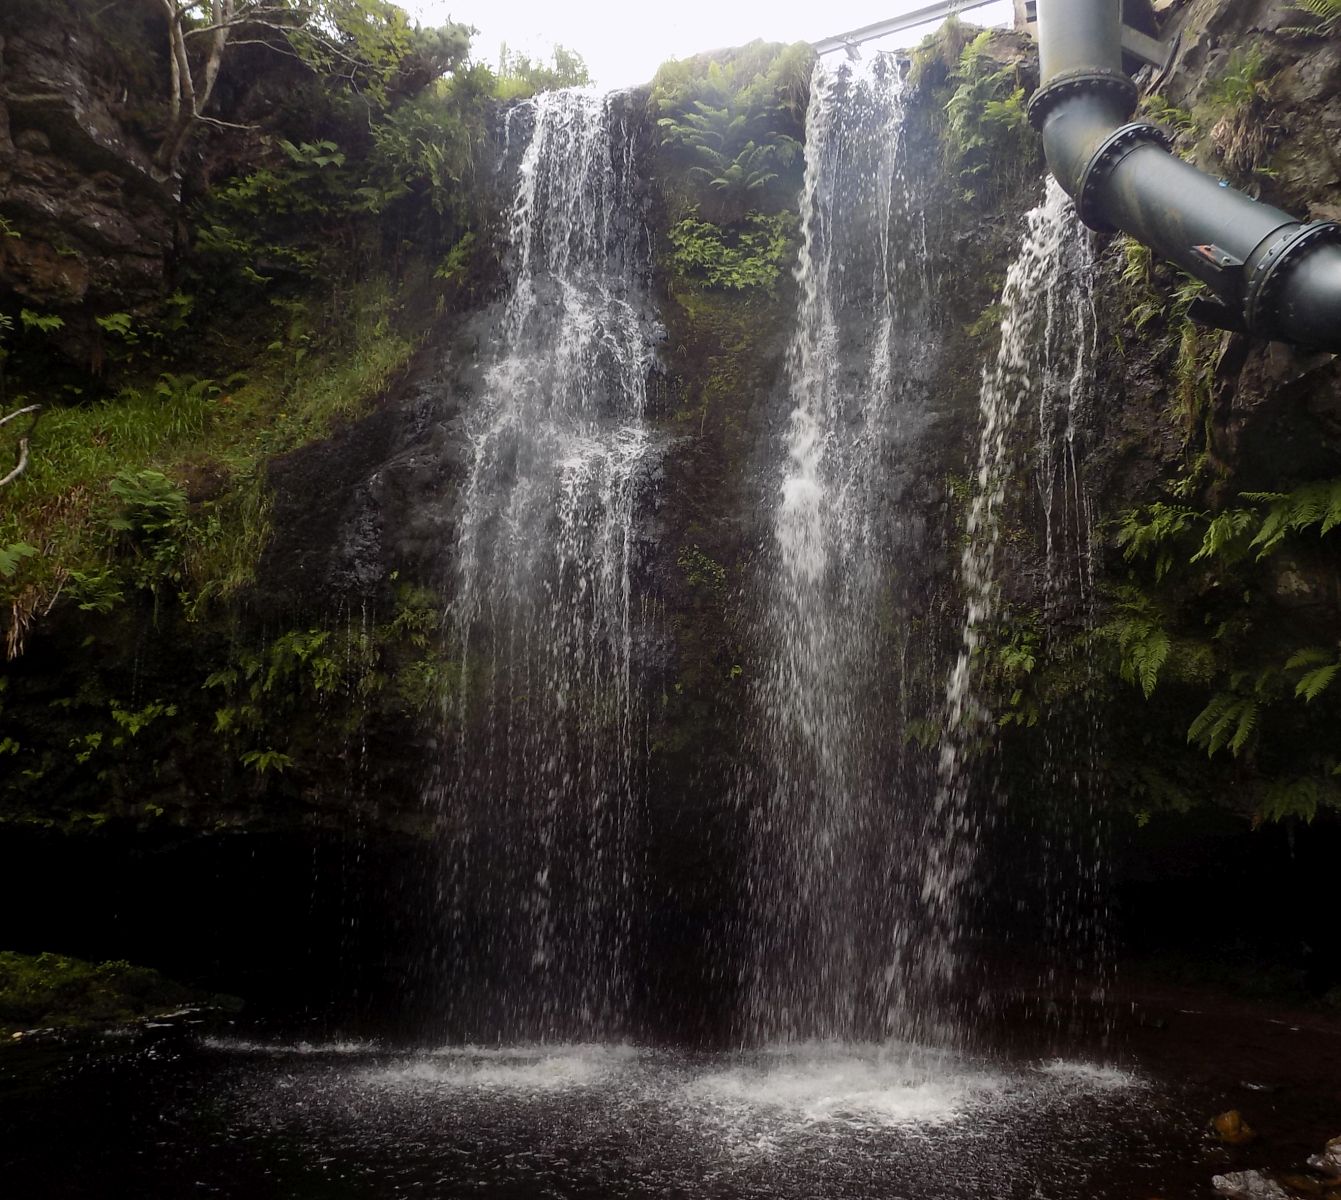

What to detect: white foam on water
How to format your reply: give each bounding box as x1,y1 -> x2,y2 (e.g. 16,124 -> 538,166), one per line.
365,1042 -> 640,1093
685,1043 -> 1007,1129
203,1036 -> 380,1056
1036,1058 -> 1143,1092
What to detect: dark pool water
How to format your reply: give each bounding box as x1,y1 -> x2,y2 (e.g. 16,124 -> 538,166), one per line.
2,991 -> 1338,1199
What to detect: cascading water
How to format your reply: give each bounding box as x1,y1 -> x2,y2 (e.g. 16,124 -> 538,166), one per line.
746,57 -> 940,1044
928,177 -> 1101,1024
1028,186 -> 1108,1020
432,89 -> 655,1041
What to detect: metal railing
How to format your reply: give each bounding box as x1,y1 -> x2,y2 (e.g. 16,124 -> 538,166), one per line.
812,1 -> 1010,56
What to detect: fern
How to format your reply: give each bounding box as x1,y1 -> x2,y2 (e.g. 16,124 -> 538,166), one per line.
1295,664 -> 1340,702
942,32 -> 1038,198
1254,772 -> 1341,824
1125,763 -> 1195,814
1097,589 -> 1170,698
1116,503 -> 1203,581
1139,94 -> 1199,137
1242,478 -> 1341,555
0,542 -> 38,579
1202,48 -> 1270,113
1283,0 -> 1341,35
1187,691 -> 1259,757
240,748 -> 294,774
1190,507 -> 1256,565
1187,668 -> 1280,757
1284,647 -> 1341,702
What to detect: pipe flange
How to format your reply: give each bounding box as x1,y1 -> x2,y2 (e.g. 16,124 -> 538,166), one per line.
1243,220 -> 1341,337
1075,122 -> 1172,232
1026,68 -> 1138,130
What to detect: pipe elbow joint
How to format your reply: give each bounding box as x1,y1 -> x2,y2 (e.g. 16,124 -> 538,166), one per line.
1029,0 -> 1340,353
1026,68 -> 1137,133
1245,223 -> 1341,353
1028,87 -> 1161,233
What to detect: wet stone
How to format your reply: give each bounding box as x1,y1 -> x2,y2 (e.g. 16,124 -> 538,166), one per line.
1213,1110 -> 1259,1146
1309,1138 -> 1341,1180
1213,1171 -> 1293,1200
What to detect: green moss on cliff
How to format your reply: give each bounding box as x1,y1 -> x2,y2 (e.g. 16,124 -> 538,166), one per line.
2,280 -> 416,651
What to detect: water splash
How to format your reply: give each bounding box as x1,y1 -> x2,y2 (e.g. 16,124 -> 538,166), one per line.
432,89 -> 655,1041
746,57 -> 936,1044
927,177 -> 1099,1025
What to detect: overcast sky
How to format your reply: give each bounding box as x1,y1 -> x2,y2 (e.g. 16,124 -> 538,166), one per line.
405,0 -> 1014,90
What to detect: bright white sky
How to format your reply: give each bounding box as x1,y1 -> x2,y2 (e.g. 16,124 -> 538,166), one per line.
406,0 -> 1014,90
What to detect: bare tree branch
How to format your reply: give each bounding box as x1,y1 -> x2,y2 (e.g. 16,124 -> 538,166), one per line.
0,436 -> 32,487
0,404 -> 40,488
195,115 -> 260,130
0,404 -> 41,429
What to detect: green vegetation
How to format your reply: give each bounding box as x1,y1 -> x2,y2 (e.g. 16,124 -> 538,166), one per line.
0,0 -> 549,826
1,576 -> 461,823
1138,94 -> 1198,139
909,22 -> 1040,204
1092,478 -> 1341,823
1,282 -> 414,652
667,211 -> 797,293
0,0 -> 554,651
981,615 -> 1042,729
493,43 -> 590,100
943,31 -> 1036,202
0,951 -> 234,1034
1284,0 -> 1341,34
677,544 -> 729,594
652,41 -> 810,297
646,45 -> 809,769
1196,48 -> 1276,178
1137,44 -> 1277,184
1116,235 -> 1218,460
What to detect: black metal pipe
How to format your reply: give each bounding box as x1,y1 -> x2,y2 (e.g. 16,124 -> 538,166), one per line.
1028,0 -> 1341,353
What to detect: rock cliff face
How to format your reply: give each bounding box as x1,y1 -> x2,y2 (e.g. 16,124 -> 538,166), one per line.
0,2 -> 176,357
1,1 -> 1339,1023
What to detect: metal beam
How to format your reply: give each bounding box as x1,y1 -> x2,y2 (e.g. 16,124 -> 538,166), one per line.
812,1 -> 1006,55
1120,23 -> 1177,70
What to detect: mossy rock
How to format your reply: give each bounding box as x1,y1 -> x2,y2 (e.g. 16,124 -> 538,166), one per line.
0,950 -> 238,1034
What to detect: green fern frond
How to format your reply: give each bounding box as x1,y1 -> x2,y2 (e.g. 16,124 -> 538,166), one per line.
1243,478 -> 1341,555
1191,507 -> 1256,564
1188,692 -> 1260,757
1295,664 -> 1340,702
1256,777 -> 1322,824
1283,0 -> 1341,34
1284,643 -> 1341,702
1284,646 -> 1333,671
1187,692 -> 1234,753
1097,589 -> 1171,697
1116,503 -> 1204,580
1229,700 -> 1258,755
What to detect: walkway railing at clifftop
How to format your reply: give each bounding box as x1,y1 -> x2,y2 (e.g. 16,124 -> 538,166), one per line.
812,0 -> 1008,57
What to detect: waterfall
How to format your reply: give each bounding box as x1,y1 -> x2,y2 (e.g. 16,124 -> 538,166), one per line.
1030,183 -> 1107,1022
927,177 -> 1099,1027
433,89 -> 655,1041
745,57 -> 938,1044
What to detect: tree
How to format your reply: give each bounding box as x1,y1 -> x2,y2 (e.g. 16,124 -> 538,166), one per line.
153,0 -> 471,178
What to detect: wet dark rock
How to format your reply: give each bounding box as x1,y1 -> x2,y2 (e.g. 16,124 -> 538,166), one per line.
259,312 -> 495,612
1309,1137 -> 1341,1180
0,5 -> 177,357
1214,1109 -> 1260,1145
1213,1170 -> 1293,1200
